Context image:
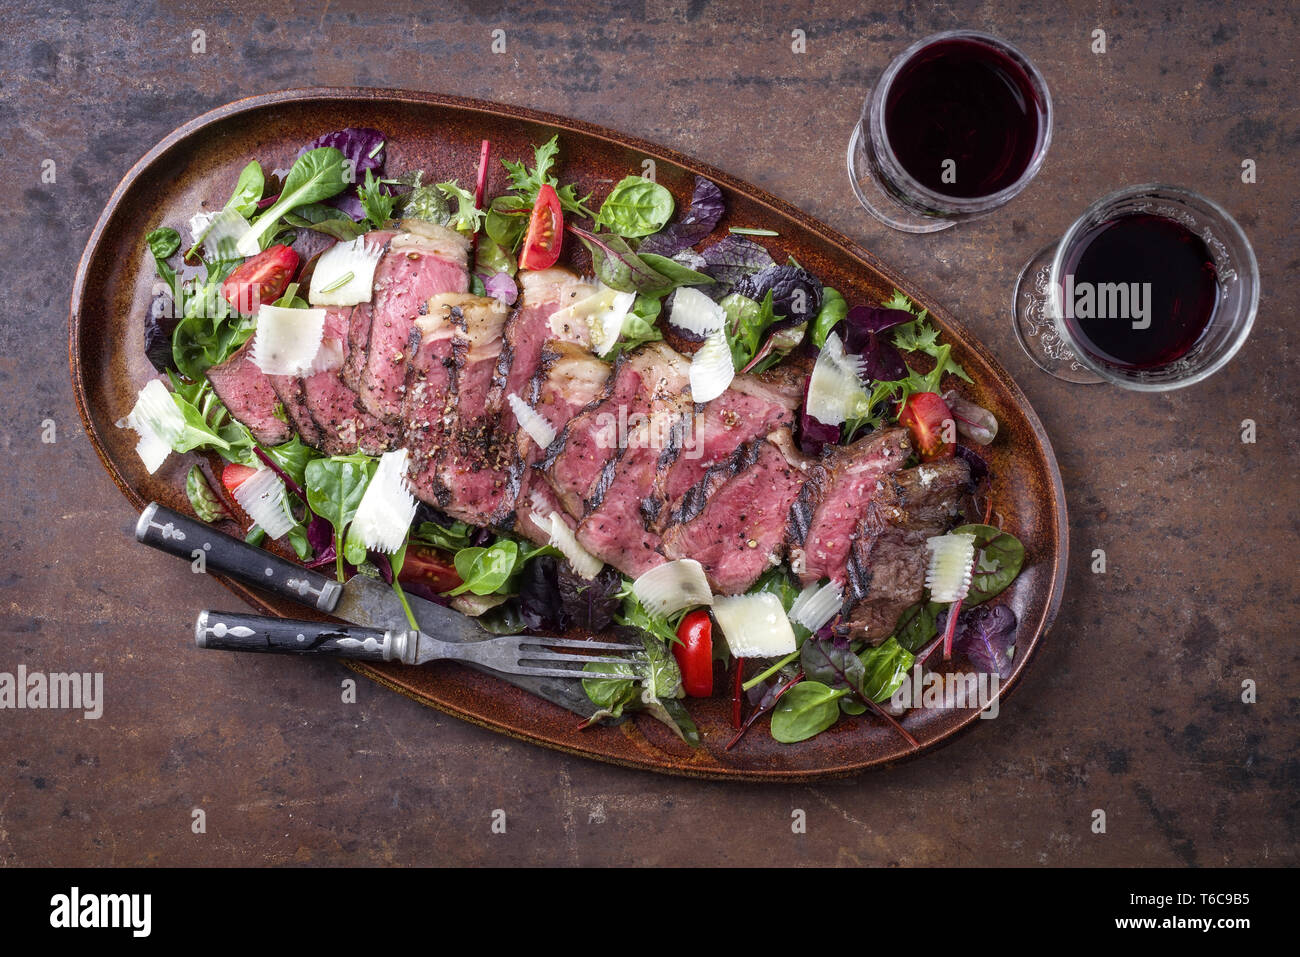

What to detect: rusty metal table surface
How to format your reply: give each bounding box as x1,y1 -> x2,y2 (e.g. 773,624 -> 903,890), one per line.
2,0 -> 1295,866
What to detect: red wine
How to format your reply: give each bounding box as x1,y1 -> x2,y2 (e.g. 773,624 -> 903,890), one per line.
1060,214 -> 1219,370
883,37 -> 1044,198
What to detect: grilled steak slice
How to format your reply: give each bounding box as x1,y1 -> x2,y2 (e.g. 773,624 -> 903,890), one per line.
298,370 -> 400,455
511,342 -> 610,541
338,229 -> 396,391
571,345 -> 693,576
267,373 -> 324,449
540,344 -> 680,518
431,293 -> 515,526
648,370 -> 801,532
357,222 -> 470,424
841,457 -> 973,642
659,430 -> 809,594
205,339 -> 293,446
787,427 -> 911,586
495,267 -> 596,451
401,295 -> 465,508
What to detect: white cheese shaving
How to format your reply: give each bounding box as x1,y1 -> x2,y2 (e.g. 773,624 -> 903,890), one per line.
788,580 -> 843,634
250,305 -> 328,376
632,559 -> 713,619
550,285 -> 636,356
507,393 -> 557,449
308,237 -> 385,307
532,511 -> 603,580
804,331 -> 870,426
116,379 -> 183,474
350,449 -> 418,554
924,533 -> 977,602
232,468 -> 295,540
688,328 -> 734,403
713,592 -> 798,658
669,287 -> 725,336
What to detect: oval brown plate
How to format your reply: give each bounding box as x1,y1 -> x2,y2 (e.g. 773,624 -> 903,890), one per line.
70,88 -> 1067,781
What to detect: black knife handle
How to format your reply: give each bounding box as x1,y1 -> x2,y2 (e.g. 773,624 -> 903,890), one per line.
195,610 -> 415,663
136,502 -> 342,612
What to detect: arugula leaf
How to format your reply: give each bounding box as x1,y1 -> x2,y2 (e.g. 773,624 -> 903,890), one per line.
885,289 -> 973,384
595,175 -> 674,237
356,169 -> 396,231
239,147 -> 349,255
436,180 -> 485,236
501,135 -> 595,218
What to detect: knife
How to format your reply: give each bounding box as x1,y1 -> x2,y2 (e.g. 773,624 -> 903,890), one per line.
135,502 -> 603,718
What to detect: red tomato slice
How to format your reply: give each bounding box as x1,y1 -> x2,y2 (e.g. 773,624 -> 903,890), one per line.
221,244 -> 299,314
221,462 -> 258,495
674,609 -> 714,698
398,544 -> 463,594
519,184 -> 563,271
898,392 -> 956,461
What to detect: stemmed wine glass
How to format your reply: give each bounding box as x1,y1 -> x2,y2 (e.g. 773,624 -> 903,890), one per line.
847,30 -> 1053,233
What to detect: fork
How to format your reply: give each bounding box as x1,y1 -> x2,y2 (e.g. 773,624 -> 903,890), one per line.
194,611 -> 643,680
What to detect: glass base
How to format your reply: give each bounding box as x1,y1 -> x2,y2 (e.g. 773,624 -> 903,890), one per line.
846,123 -> 955,234
1011,242 -> 1103,384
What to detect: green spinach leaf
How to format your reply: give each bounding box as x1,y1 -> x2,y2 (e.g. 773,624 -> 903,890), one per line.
811,287 -> 847,348
241,146 -> 349,253
859,637 -> 915,702
953,524 -> 1025,604
595,175 -> 674,237
447,540 -> 520,596
185,465 -> 229,522
770,681 -> 849,743
305,454 -> 377,582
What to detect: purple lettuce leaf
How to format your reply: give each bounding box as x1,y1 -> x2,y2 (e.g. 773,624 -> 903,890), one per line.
843,305 -> 912,382
298,127 -> 388,220
938,604 -> 1018,678
637,176 -> 725,257
699,235 -> 776,289
799,407 -> 841,456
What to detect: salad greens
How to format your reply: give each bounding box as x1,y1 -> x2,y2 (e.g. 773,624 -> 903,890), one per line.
130,128 -> 1024,755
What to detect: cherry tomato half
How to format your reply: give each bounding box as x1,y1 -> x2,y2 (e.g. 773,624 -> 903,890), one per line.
221,244 -> 299,314
897,392 -> 956,461
674,609 -> 714,698
221,462 -> 258,496
398,543 -> 463,594
519,184 -> 563,271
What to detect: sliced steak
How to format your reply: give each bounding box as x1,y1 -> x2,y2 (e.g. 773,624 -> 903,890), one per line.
357,222 -> 470,424
205,339 -> 293,446
431,293 -> 516,527
494,267 -> 596,451
267,373 -> 324,449
297,370 -> 400,455
338,229 -> 396,391
571,345 -> 693,576
659,431 -> 809,595
539,344 -> 676,518
841,457 -> 973,642
648,371 -> 800,532
401,294 -> 465,508
787,427 -> 911,586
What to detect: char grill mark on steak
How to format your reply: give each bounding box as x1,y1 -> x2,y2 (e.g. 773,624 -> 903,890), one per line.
569,344 -> 693,577
357,223 -> 470,425
400,296 -> 465,510
431,293 -> 517,527
841,457 -> 973,642
539,348 -> 644,518
659,429 -> 809,595
646,370 -> 801,533
204,339 -> 294,446
267,373 -> 325,449
788,427 -> 912,586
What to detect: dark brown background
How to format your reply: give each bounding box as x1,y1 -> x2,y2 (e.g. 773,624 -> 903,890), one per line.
2,0 -> 1295,866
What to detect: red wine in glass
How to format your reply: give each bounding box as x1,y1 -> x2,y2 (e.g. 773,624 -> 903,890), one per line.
1059,214 -> 1219,370
848,30 -> 1053,233
883,37 -> 1044,199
